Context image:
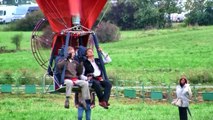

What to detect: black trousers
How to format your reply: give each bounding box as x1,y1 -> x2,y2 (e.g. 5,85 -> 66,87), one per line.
90,79 -> 112,102
178,107 -> 188,120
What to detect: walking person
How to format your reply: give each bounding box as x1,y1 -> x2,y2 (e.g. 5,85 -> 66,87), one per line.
75,92 -> 95,120
175,76 -> 192,120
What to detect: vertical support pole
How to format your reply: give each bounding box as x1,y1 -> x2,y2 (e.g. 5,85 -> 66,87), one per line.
15,78 -> 18,94
193,85 -> 197,102
17,77 -> 20,94
79,37 -> 83,46
115,80 -> 119,99
167,84 -> 171,102
47,36 -> 58,76
92,33 -> 109,81
14,76 -> 19,94
42,73 -> 46,93
60,32 -> 71,85
63,32 -> 71,57
142,83 -> 145,102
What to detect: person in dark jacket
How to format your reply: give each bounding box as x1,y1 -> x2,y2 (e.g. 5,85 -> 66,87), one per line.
80,47 -> 112,109
57,46 -> 90,109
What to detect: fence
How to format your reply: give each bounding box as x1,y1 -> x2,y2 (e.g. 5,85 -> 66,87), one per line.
1,80 -> 213,102
0,84 -> 40,94
114,80 -> 213,102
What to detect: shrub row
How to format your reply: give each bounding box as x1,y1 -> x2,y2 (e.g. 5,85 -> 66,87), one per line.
0,70 -> 212,85
0,71 -> 51,85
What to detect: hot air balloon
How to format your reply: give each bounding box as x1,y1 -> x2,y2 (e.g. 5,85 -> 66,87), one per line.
31,0 -> 109,92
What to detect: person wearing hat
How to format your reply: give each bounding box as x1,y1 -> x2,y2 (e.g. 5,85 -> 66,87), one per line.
175,76 -> 192,120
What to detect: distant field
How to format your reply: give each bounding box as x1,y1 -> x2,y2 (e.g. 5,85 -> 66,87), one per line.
106,26 -> 213,84
0,26 -> 213,84
0,31 -> 32,50
0,94 -> 213,120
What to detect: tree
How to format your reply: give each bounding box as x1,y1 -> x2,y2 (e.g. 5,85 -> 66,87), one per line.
185,0 -> 213,25
104,0 -> 138,30
157,0 -> 180,27
11,34 -> 23,51
134,0 -> 159,29
103,0 -> 180,29
203,1 -> 213,25
134,0 -> 180,28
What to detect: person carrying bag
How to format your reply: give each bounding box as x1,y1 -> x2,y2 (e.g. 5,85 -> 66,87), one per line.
172,76 -> 192,120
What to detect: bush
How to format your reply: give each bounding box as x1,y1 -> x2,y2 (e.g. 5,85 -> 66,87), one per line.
4,10 -> 44,31
188,71 -> 213,84
0,71 -> 15,84
11,34 -> 23,51
95,21 -> 120,43
0,70 -> 41,85
18,70 -> 38,85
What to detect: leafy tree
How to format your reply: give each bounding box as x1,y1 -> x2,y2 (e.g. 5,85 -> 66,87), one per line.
104,0 -> 180,29
131,0 -> 179,28
104,0 -> 138,30
185,0 -> 213,25
157,0 -> 180,27
203,1 -> 213,25
134,0 -> 159,29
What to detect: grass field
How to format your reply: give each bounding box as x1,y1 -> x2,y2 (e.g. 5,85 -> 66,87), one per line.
0,26 -> 213,84
106,26 -> 213,84
0,94 -> 213,120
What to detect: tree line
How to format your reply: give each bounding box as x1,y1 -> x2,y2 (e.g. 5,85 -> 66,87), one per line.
101,0 -> 213,30
3,0 -> 213,31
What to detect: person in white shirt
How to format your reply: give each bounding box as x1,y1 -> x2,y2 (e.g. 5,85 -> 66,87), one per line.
81,47 -> 112,109
176,76 -> 192,120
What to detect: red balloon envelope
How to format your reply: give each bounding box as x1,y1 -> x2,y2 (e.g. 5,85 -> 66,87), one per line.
36,0 -> 107,32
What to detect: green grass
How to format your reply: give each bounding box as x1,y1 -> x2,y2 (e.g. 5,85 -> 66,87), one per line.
104,26 -> 213,83
0,94 -> 213,120
0,31 -> 46,78
0,26 -> 213,84
0,50 -> 44,72
0,31 -> 32,50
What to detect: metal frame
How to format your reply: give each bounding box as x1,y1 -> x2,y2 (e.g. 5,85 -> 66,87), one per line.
32,20 -> 109,93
